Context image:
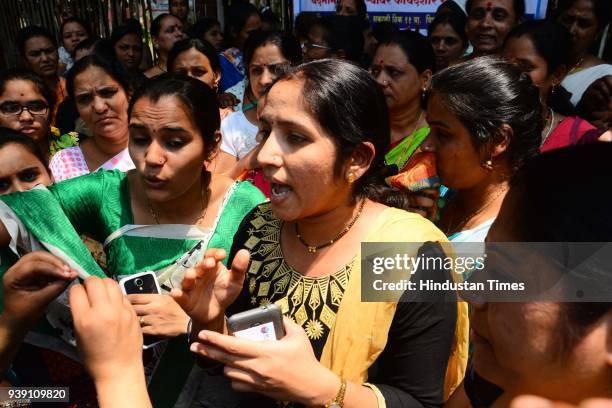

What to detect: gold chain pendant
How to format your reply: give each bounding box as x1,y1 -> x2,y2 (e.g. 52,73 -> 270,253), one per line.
308,246 -> 317,253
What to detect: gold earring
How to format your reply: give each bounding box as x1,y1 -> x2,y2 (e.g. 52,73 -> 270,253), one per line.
482,159 -> 493,171
346,173 -> 355,183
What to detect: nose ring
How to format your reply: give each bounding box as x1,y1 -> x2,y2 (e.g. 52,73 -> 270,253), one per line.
159,158 -> 165,165
382,79 -> 389,86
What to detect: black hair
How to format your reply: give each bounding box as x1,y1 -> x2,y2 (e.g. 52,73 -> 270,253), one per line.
465,0 -> 525,20
505,20 -> 572,77
260,6 -> 279,29
504,20 -> 575,115
510,143 -> 612,241
427,56 -> 542,173
74,37 -> 115,61
504,143 -> 612,351
335,0 -> 368,20
189,17 -> 221,45
75,36 -> 99,54
167,38 -> 221,75
243,31 -> 302,75
0,69 -> 56,121
0,127 -> 49,168
66,54 -> 131,100
267,59 -> 390,202
428,11 -> 468,49
110,22 -> 143,48
379,30 -> 436,74
436,0 -> 467,17
128,74 -> 220,159
372,22 -> 399,43
561,302 -> 611,352
60,16 -> 92,39
16,26 -> 56,57
87,38 -> 116,61
556,0 -> 611,31
294,12 -> 319,40
313,15 -> 365,62
226,2 -> 260,40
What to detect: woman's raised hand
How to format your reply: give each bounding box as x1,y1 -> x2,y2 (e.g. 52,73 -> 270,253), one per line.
171,248 -> 250,329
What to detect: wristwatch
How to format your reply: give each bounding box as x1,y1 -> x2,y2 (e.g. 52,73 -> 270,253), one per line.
325,378 -> 347,408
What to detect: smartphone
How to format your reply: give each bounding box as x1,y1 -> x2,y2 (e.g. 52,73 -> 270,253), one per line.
227,304 -> 285,341
119,271 -> 164,349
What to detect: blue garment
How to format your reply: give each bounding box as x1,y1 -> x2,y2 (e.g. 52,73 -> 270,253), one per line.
219,50 -> 245,92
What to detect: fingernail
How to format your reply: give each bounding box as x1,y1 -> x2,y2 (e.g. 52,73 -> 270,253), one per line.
198,331 -> 208,341
189,343 -> 199,353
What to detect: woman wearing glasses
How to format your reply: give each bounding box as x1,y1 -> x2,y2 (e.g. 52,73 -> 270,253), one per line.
212,31 -> 301,178
0,69 -> 78,158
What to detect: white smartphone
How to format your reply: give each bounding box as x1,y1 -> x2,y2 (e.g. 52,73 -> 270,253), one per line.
119,271 -> 164,349
227,304 -> 285,341
119,271 -> 162,295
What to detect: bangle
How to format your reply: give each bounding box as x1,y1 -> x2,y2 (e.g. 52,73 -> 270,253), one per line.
325,378 -> 347,408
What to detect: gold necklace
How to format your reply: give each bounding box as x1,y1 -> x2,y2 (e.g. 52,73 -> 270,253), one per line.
446,187 -> 507,235
147,182 -> 209,225
568,57 -> 585,75
294,199 -> 366,253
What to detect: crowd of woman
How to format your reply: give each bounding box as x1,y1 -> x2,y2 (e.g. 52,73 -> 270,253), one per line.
0,0 -> 610,407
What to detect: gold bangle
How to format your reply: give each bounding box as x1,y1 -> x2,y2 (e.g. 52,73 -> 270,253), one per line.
325,378 -> 347,408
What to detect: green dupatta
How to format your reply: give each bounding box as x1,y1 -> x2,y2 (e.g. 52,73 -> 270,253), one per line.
385,127 -> 431,170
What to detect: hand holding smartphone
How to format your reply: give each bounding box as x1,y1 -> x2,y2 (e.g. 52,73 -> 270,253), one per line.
119,271 -> 164,349
227,304 -> 285,341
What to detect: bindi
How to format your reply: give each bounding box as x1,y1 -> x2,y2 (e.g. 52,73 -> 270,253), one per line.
485,2 -> 492,11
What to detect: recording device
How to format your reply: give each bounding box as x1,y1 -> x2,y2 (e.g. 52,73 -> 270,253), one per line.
227,304 -> 286,341
119,271 -> 164,349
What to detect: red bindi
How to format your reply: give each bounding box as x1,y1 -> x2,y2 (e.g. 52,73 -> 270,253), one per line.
485,2 -> 492,11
